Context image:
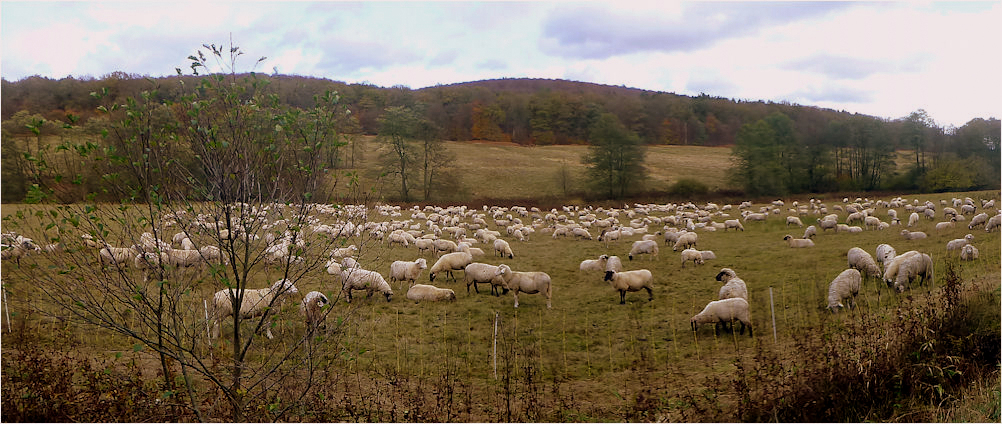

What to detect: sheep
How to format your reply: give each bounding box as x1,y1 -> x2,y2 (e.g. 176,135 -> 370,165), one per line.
406,284 -> 457,302
579,254 -> 610,272
900,229 -> 927,240
300,291 -> 329,331
1,236 -> 41,266
803,225 -> 817,239
598,228 -> 622,246
164,248 -> 203,268
891,252 -> 934,292
494,264 -> 552,309
330,244 -> 359,259
934,219 -> 957,231
457,242 -> 485,258
429,251 -> 473,282
493,238 -> 514,259
864,216 -> 882,230
959,244 -> 979,261
433,239 -> 459,256
786,216 -> 804,227
99,245 -> 138,267
700,250 -> 717,261
818,217 -> 838,232
907,212 -> 920,227
387,231 -> 410,248
826,269 -> 862,311
875,243 -> 897,269
464,262 -> 507,295
680,248 -> 704,268
325,258 -> 343,275
605,255 -> 624,273
81,233 -> 102,248
715,268 -> 748,301
968,212 -> 989,230
690,298 -> 753,336
603,269 -> 653,304
986,214 -> 1002,232
199,245 -> 227,265
672,231 -> 698,251
743,212 -> 767,222
843,247 -> 881,279
783,234 -> 814,248
723,219 -> 744,231
179,237 -> 197,251
945,234 -> 974,255
628,239 -> 659,261
341,268 -> 394,302
389,258 -> 428,287
209,279 -> 300,339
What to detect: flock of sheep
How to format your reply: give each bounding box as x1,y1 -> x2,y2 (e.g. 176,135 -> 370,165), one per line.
2,193 -> 998,341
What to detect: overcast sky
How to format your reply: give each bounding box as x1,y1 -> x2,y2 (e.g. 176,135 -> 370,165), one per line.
2,1 -> 999,128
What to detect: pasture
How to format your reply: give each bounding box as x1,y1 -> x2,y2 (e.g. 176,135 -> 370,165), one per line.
1,190 -> 1000,422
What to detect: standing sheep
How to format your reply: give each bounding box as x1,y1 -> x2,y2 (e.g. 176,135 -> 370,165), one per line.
389,258 -> 428,287
464,262 -> 507,295
495,264 -> 552,309
985,214 -> 1001,232
891,252 -> 934,292
847,247 -> 881,279
429,251 -> 473,282
723,219 -> 744,231
300,291 -> 329,332
783,235 -> 814,248
875,243 -> 897,270
690,298 -> 753,336
827,269 -> 862,311
680,248 -> 704,268
803,225 -> 817,239
406,284 -> 457,302
628,240 -> 659,261
341,268 -> 394,302
672,231 -> 698,251
946,234 -> 974,255
209,279 -> 300,340
603,269 -> 654,304
968,212 -> 989,230
786,216 -> 804,227
715,268 -> 748,301
493,239 -> 514,259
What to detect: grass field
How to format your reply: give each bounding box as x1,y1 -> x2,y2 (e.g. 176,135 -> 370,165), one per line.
1,187 -> 999,421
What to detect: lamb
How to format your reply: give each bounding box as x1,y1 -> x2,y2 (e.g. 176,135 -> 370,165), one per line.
628,240 -> 659,261
803,225 -> 817,239
900,229 -> 927,240
847,247 -> 881,278
340,268 -> 394,302
494,264 -> 552,308
605,255 -> 624,273
783,235 -> 814,248
603,269 -> 654,304
959,244 -> 979,261
389,258 -> 428,287
945,234 -> 974,255
209,278 -> 300,339
464,262 -> 507,295
690,298 -> 753,336
672,231 -> 698,251
826,269 -> 862,311
680,248 -> 705,268
406,284 -> 457,302
986,214 -> 1001,232
300,291 -> 330,331
429,251 -> 473,282
786,216 -> 804,227
968,212 -> 989,230
579,254 -> 610,272
493,239 -> 514,259
723,219 -> 744,231
715,268 -> 748,301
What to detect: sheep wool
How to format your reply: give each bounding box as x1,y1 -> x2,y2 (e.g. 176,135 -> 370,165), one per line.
690,298 -> 753,336
429,251 -> 473,282
341,268 -> 394,302
783,234 -> 814,248
679,248 -> 704,268
959,244 -> 979,261
715,268 -> 748,301
495,264 -> 552,309
389,258 -> 428,287
628,240 -> 659,261
300,291 -> 330,331
603,269 -> 654,304
406,284 -> 457,302
464,262 -> 507,295
209,279 -> 300,340
847,247 -> 881,278
827,269 -> 861,311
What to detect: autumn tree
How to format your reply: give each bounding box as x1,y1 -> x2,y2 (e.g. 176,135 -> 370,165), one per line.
582,113 -> 647,198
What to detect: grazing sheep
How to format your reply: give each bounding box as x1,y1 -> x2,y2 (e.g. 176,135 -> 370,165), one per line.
603,269 -> 654,304
1,236 -> 41,266
875,244 -> 897,268
985,214 -> 1002,232
389,258 -> 428,287
100,245 -> 139,267
341,268 -> 394,302
464,262 -> 507,295
494,264 -> 552,309
783,235 -> 814,248
429,251 -> 473,282
300,291 -> 329,331
605,255 -> 624,273
803,225 -> 817,239
690,298 -> 753,336
819,217 -> 838,232
680,248 -> 704,268
406,284 -> 457,302
847,247 -> 882,278
579,254 -> 610,272
387,232 -> 410,248
493,239 -> 514,259
891,252 -> 934,292
628,240 -> 659,261
209,279 -> 300,339
945,234 -> 974,255
715,268 -> 748,301
415,238 -> 435,255
672,231 -> 698,251
959,245 -> 979,261
743,213 -> 767,222
968,212 -> 989,230
723,219 -> 745,231
827,269 -> 862,311
331,245 -> 359,259
900,230 -> 927,240
907,212 -> 920,227
786,216 -> 804,227
433,239 -> 459,256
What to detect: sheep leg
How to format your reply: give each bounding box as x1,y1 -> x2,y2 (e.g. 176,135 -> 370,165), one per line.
619,290 -> 626,305
645,287 -> 653,302
513,291 -> 520,308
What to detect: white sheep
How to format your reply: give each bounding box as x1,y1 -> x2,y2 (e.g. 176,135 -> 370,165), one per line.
945,234 -> 974,255
826,268 -> 861,311
803,225 -> 817,239
907,212 -> 920,227
433,239 -> 459,256
1,235 -> 41,266
495,264 -> 552,308
968,212 -> 989,230
100,245 -> 138,267
389,258 -> 428,287
300,291 -> 330,331
493,238 -> 514,259
690,298 -> 753,336
672,231 -> 698,251
628,239 -> 659,261
959,244 -> 979,261
209,279 -> 300,339
325,258 -> 343,275
723,219 -> 744,231
934,219 -> 957,231
786,216 -> 804,227
700,250 -> 717,261
847,247 -> 881,279
415,238 -> 435,255
900,229 -> 927,240
680,248 -> 704,268
715,268 -> 748,301
341,268 -> 394,302
985,214 -> 1001,232
882,250 -> 920,287
464,262 -> 507,295
579,254 -> 610,272
406,284 -> 457,302
875,243 -> 897,269
818,217 -> 838,232
783,234 -> 814,248
605,255 -> 624,273
330,244 -> 359,259
603,269 -> 653,304
429,251 -> 473,282
891,252 -> 934,292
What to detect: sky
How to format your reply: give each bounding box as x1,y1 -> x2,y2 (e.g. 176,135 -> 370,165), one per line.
1,1 -> 999,128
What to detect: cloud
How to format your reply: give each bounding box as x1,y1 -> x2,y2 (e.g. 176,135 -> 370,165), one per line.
788,84 -> 873,105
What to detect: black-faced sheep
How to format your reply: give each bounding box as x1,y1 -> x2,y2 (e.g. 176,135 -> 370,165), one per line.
783,234 -> 814,248
495,264 -> 552,309
406,284 -> 457,302
827,268 -> 861,311
579,254 -> 610,272
603,269 -> 653,304
209,279 -> 300,339
715,268 -> 748,301
464,262 -> 507,295
690,298 -> 752,336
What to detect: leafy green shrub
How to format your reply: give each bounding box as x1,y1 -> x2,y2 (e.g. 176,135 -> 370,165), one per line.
668,178 -> 709,198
